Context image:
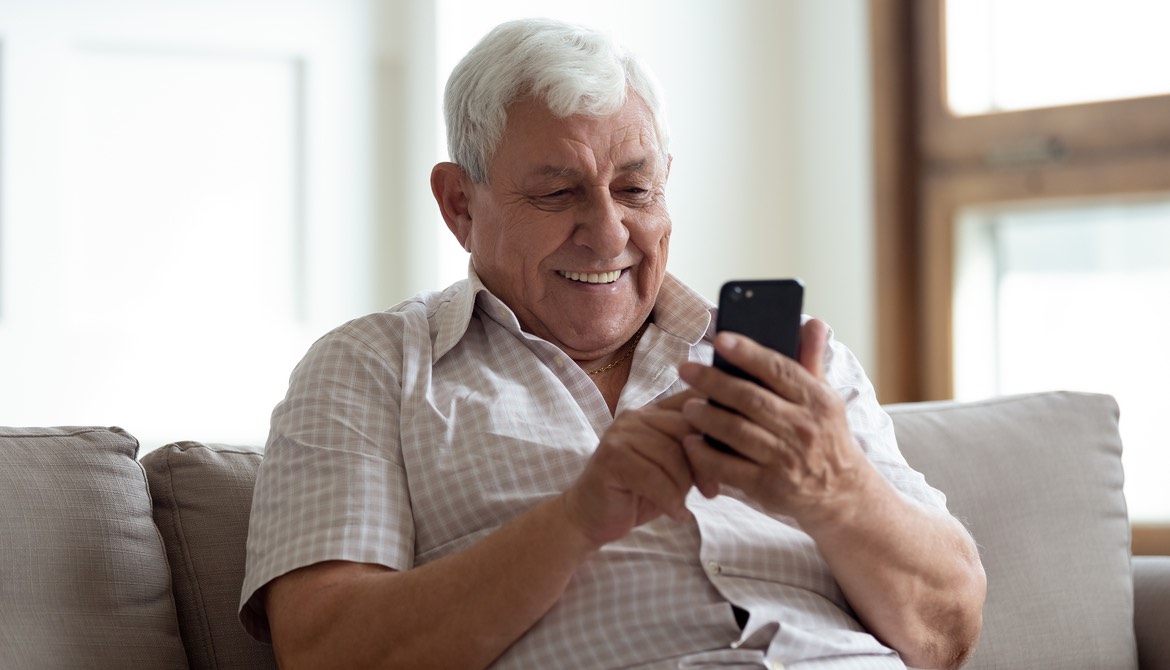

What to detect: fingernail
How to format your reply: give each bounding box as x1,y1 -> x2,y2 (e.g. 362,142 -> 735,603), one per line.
716,332 -> 738,349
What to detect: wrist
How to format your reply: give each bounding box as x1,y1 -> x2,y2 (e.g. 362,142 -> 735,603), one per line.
797,458 -> 892,537
550,492 -> 610,553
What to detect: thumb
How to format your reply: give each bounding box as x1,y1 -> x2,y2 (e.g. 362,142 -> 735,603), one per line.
799,318 -> 829,379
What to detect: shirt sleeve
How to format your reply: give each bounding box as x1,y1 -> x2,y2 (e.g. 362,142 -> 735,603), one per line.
821,325 -> 949,512
238,323 -> 415,642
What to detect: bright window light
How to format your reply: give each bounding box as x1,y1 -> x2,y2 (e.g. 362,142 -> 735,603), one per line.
946,0 -> 1170,115
954,196 -> 1170,522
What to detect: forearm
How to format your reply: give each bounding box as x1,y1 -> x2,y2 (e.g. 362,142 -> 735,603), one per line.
803,465 -> 986,670
269,495 -> 598,670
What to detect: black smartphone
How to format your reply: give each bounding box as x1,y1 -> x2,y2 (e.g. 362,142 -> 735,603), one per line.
705,278 -> 804,454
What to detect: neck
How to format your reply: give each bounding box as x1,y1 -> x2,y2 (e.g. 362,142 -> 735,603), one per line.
585,321 -> 648,377
583,321 -> 648,416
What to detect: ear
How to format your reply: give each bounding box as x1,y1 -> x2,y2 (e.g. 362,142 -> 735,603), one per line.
430,162 -> 475,251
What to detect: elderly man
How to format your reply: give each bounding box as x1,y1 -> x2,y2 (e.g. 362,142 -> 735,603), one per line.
240,17 -> 985,670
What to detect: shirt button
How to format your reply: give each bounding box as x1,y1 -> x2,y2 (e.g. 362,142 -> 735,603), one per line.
704,560 -> 722,576
554,357 -> 565,369
768,662 -> 786,670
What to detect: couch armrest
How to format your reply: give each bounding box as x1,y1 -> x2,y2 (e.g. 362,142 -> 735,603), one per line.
1135,555 -> 1170,670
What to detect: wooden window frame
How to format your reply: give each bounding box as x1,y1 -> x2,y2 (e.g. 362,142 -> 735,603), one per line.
871,0 -> 1170,555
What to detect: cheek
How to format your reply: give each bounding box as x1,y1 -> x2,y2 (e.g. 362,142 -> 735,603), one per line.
479,215 -> 570,275
632,213 -> 672,263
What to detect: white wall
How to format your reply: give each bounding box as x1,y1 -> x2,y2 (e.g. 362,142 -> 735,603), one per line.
787,0 -> 875,370
0,0 -> 875,446
651,1 -> 801,316
384,0 -> 877,371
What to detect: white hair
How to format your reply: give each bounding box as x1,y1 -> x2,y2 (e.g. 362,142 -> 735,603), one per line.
443,18 -> 671,183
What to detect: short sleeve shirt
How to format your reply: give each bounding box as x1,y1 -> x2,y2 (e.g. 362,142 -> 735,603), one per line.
240,270 -> 947,669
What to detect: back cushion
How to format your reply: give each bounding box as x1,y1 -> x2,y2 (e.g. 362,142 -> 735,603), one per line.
142,441 -> 277,670
887,391 -> 1137,670
0,426 -> 187,669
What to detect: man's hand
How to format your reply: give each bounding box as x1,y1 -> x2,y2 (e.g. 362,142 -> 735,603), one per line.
676,319 -> 986,670
560,390 -> 700,547
677,319 -> 869,521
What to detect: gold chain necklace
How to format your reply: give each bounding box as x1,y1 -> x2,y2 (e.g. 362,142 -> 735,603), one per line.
587,322 -> 649,376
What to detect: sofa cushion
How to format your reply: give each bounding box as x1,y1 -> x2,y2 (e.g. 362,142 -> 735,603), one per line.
887,391 -> 1137,670
1133,555 -> 1170,669
142,441 -> 277,670
0,426 -> 187,669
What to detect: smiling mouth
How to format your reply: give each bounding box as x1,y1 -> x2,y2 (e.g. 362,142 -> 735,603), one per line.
558,270 -> 623,284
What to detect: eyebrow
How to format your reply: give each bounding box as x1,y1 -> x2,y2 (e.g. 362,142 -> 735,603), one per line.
538,165 -> 577,179
535,159 -> 651,179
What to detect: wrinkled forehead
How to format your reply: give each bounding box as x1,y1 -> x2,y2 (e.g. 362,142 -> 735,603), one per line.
491,96 -> 666,180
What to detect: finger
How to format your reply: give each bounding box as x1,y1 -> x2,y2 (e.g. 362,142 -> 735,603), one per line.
682,397 -> 789,464
682,433 -> 761,495
651,403 -> 727,502
680,358 -> 804,443
675,362 -> 709,397
682,434 -> 722,498
711,331 -> 812,404
638,407 -> 696,441
653,387 -> 703,412
615,415 -> 698,516
596,436 -> 691,521
626,465 -> 690,521
799,318 -> 829,378
637,442 -> 694,513
678,354 -> 768,402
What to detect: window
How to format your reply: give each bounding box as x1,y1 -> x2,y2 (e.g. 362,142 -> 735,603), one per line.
954,196 -> 1170,523
0,1 -> 378,451
872,0 -> 1170,551
945,0 -> 1170,115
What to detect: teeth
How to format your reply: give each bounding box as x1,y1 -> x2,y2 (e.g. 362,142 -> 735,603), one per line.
559,270 -> 621,284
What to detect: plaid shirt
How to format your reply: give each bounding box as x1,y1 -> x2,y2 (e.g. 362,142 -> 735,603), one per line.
241,270 -> 945,669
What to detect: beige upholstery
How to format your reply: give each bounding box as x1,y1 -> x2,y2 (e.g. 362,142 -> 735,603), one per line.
143,441 -> 277,669
1,391 -> 1167,669
0,427 -> 187,669
888,391 -> 1136,669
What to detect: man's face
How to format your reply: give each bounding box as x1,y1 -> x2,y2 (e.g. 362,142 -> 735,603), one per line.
460,96 -> 672,361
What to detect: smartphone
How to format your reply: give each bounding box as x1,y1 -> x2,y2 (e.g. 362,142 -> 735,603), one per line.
705,278 -> 804,454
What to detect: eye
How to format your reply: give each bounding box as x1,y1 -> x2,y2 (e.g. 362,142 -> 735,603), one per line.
617,186 -> 655,206
526,188 -> 577,211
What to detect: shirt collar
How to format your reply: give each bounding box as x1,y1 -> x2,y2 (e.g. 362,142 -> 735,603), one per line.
430,263 -> 715,364
652,273 -> 716,345
429,263 -> 509,364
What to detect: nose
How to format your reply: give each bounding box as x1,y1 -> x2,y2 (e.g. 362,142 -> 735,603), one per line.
572,189 -> 629,258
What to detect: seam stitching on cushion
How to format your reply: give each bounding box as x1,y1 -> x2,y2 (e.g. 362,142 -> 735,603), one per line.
134,454 -> 187,665
173,441 -> 263,458
0,426 -> 128,439
166,445 -> 222,667
888,390 -> 1098,417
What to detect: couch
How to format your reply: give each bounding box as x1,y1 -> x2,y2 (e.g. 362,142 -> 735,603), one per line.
1,390 -> 1167,669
